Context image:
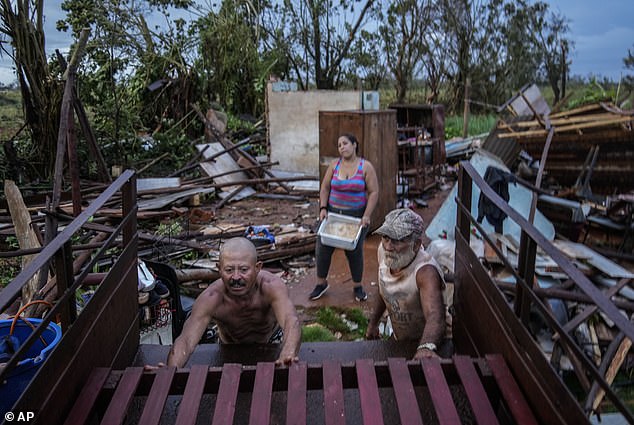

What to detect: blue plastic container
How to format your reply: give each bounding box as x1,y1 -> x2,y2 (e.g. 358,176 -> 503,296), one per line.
0,318 -> 62,415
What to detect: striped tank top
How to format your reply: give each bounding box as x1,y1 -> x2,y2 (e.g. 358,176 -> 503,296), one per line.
328,158 -> 367,210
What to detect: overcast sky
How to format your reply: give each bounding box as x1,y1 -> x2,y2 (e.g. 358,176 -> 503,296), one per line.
1,0 -> 633,85
549,0 -> 634,80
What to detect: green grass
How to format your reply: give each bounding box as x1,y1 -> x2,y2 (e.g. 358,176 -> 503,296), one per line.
0,258 -> 20,288
345,307 -> 368,329
316,307 -> 351,333
444,114 -> 497,140
306,306 -> 369,342
0,89 -> 24,140
302,324 -> 336,342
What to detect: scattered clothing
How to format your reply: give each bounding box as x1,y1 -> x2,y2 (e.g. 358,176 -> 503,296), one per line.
477,166 -> 516,233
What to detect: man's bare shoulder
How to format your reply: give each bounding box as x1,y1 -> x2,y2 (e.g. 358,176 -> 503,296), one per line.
197,280 -> 225,305
416,264 -> 442,289
257,270 -> 287,296
258,269 -> 285,287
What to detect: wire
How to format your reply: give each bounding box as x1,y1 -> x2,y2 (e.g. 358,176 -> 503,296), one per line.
8,300 -> 54,348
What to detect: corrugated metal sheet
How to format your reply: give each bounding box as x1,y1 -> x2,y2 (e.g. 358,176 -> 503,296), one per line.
481,117 -> 523,166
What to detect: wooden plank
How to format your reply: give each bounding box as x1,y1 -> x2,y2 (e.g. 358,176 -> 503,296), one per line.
175,364 -> 208,425
249,362 -> 275,425
323,359 -> 345,425
453,355 -> 499,425
591,333 -> 633,412
101,367 -> 144,425
387,358 -> 423,425
485,354 -> 539,425
421,357 -> 460,424
497,115 -> 634,138
64,367 -> 111,425
138,366 -> 176,425
286,362 -> 307,425
355,359 -> 384,425
211,363 -> 242,425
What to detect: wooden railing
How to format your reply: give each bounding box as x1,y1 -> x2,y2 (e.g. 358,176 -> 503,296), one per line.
66,355 -> 536,425
0,170 -> 139,424
454,161 -> 634,423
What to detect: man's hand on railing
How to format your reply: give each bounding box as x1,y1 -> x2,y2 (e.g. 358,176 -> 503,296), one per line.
143,362 -> 166,371
275,350 -> 299,366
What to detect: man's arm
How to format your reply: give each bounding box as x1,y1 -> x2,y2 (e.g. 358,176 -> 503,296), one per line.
167,287 -> 220,368
413,265 -> 445,359
265,275 -> 301,365
366,292 -> 386,339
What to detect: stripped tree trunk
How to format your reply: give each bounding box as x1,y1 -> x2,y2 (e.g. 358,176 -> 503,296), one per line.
4,180 -> 45,310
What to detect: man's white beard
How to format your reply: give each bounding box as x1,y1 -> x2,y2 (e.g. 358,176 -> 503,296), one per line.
384,245 -> 417,271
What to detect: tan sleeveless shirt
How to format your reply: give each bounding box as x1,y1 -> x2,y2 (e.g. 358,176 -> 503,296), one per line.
378,244 -> 445,340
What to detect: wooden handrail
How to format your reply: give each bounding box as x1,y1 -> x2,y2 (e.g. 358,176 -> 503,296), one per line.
457,161 -> 634,421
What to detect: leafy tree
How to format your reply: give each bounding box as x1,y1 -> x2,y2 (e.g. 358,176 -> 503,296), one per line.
379,0 -> 435,103
418,5 -> 449,104
346,28 -> 384,90
195,0 -> 276,116
267,0 -> 379,90
531,8 -> 572,104
0,0 -> 63,178
433,0 -> 572,111
57,0 -> 197,166
436,0 -> 481,110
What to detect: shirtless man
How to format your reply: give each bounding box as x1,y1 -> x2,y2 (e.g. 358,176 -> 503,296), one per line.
365,209 -> 448,359
166,237 -> 301,367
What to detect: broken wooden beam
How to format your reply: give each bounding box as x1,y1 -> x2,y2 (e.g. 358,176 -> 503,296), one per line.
5,180 -> 45,309
495,280 -> 634,311
185,161 -> 279,185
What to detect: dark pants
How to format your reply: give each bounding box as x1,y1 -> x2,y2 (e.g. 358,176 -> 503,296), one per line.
315,206 -> 368,284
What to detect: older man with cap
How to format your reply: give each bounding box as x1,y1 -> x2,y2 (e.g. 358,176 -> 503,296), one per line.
365,208 -> 448,359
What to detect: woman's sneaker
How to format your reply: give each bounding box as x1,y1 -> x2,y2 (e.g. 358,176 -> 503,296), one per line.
309,283 -> 329,300
354,286 -> 368,302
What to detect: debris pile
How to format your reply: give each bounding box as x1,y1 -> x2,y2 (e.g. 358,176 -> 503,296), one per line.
423,86 -> 634,416
0,108 -> 320,306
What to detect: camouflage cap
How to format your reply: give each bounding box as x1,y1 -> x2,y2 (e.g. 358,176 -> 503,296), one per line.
374,208 -> 424,241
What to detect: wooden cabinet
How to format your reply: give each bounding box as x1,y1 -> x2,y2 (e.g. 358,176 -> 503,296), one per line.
388,103 -> 446,194
388,103 -> 445,145
318,110 -> 397,230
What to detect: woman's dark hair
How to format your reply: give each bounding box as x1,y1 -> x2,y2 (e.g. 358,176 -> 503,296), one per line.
340,132 -> 359,154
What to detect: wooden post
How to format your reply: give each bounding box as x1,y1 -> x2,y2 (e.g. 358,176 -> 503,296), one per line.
66,101 -> 82,216
462,77 -> 471,138
56,49 -> 111,183
52,28 -> 90,212
561,41 -> 567,101
48,28 -> 91,244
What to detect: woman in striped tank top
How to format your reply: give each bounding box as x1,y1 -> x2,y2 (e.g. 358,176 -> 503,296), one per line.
309,133 -> 379,302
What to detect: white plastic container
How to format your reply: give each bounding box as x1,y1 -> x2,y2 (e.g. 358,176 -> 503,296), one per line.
317,212 -> 363,250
